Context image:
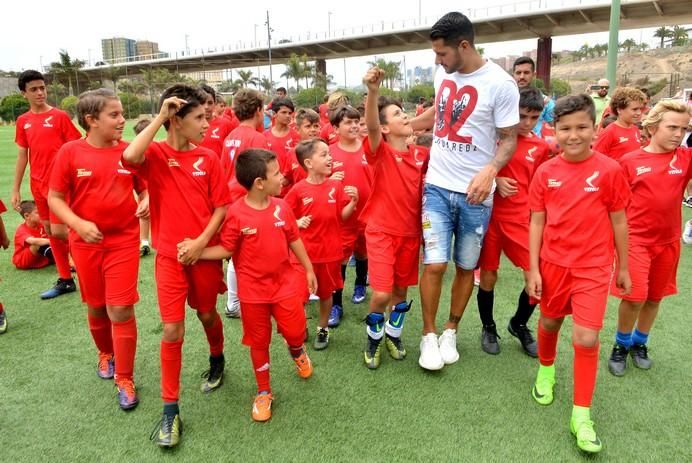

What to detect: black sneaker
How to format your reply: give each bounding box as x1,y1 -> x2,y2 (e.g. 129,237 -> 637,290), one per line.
608,344 -> 628,376
0,310 -> 7,334
507,321 -> 537,358
151,412 -> 183,448
481,323 -> 501,355
200,354 -> 224,392
682,196 -> 692,208
40,278 -> 77,300
140,244 -> 151,257
313,327 -> 329,350
630,343 -> 652,370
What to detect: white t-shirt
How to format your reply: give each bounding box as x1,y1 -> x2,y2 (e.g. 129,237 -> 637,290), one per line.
427,61 -> 519,193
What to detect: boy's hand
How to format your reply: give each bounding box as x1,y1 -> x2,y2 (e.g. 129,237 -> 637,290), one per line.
135,195 -> 150,219
158,96 -> 188,121
526,269 -> 542,300
306,270 -> 318,295
177,237 -> 204,265
344,186 -> 358,203
1,236 -> 9,249
10,190 -> 21,211
75,219 -> 103,243
615,268 -> 632,296
330,171 -> 345,181
363,67 -> 385,92
297,215 -> 312,229
495,177 -> 518,198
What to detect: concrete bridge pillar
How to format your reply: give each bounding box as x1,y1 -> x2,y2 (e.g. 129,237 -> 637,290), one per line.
316,58 -> 327,77
537,36 -> 552,92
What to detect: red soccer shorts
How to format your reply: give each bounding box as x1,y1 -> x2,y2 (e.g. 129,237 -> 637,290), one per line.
341,226 -> 367,260
155,254 -> 226,323
477,218 -> 530,272
539,260 -> 612,330
240,296 -> 307,349
31,179 -> 62,224
612,241 -> 679,302
71,242 -> 140,307
12,248 -> 51,270
292,260 -> 343,302
365,229 -> 420,293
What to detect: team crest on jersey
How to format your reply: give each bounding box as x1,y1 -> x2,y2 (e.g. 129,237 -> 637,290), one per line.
273,205 -> 285,227
525,147 -> 537,162
192,157 -> 206,176
333,161 -> 343,168
302,197 -> 314,206
211,128 -> 220,139
635,166 -> 651,176
413,149 -> 424,167
668,155 -> 683,175
547,179 -> 562,188
361,154 -> 368,166
584,171 -> 600,192
241,227 -> 257,235
328,187 -> 336,203
76,168 -> 92,177
117,160 -> 131,175
618,136 -> 629,144
394,154 -> 403,162
23,123 -> 31,130
167,158 -> 180,167
43,116 -> 54,128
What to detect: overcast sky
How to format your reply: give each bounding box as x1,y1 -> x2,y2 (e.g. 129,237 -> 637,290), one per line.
1,0 -> 677,87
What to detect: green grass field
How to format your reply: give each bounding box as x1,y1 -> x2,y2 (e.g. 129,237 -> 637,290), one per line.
0,122 -> 690,462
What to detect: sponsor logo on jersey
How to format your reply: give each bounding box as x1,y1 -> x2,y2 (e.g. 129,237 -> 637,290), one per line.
168,158 -> 180,167
241,227 -> 257,235
618,136 -> 629,144
328,187 -> 336,203
635,166 -> 652,176
584,171 -> 600,192
394,154 -> 403,162
23,123 -> 31,130
302,197 -> 313,206
76,168 -> 92,177
548,179 -> 561,188
333,161 -> 344,168
668,155 -> 683,175
43,116 -> 53,128
413,148 -> 425,166
117,160 -> 131,175
525,146 -> 537,162
192,157 -> 206,176
273,205 -> 285,227
211,128 -> 220,139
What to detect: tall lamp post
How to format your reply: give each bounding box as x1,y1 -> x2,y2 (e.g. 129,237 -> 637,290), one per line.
266,11 -> 274,92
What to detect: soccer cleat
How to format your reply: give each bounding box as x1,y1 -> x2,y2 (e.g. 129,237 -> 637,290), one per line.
682,220 -> 692,245
0,310 -> 7,334
97,352 -> 115,379
151,413 -> 183,448
630,344 -> 652,370
225,300 -> 241,318
438,329 -> 460,365
481,324 -> 501,355
200,355 -> 225,392
570,417 -> 603,453
384,334 -> 406,360
351,285 -> 366,304
40,278 -> 77,300
293,349 -> 313,379
682,196 -> 692,208
252,393 -> 273,422
139,244 -> 151,257
531,365 -> 555,405
507,322 -> 537,358
363,336 -> 382,369
608,344 -> 628,377
327,305 -> 343,328
313,327 -> 329,350
419,333 -> 444,370
308,293 -> 320,302
115,378 -> 139,410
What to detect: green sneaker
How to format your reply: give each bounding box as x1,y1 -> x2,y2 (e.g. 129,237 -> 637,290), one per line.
200,355 -> 225,393
313,327 -> 329,351
363,337 -> 382,369
570,417 -> 603,453
531,365 -> 555,405
151,413 -> 183,448
384,334 -> 406,360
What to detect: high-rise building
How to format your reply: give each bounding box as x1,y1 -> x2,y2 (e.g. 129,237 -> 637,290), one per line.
136,40 -> 160,60
101,37 -> 136,63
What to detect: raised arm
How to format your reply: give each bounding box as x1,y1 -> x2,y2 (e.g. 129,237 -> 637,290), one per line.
363,67 -> 386,153
410,106 -> 435,132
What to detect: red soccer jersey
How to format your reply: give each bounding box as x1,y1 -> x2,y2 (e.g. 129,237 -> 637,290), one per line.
283,147 -> 307,190
123,141 -> 230,258
320,124 -> 339,145
529,152 -> 630,268
593,122 -> 641,162
50,139 -> 141,247
221,125 -> 269,183
265,128 -> 301,196
227,179 -> 247,204
493,133 -> 550,223
284,179 -> 346,263
15,108 -> 82,183
620,147 -> 692,245
199,116 -> 235,158
220,197 -> 300,303
319,104 -> 330,126
13,222 -> 47,255
362,138 -> 429,237
330,143 -> 373,231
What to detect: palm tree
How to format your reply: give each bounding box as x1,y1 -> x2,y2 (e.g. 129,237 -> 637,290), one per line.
672,25 -> 689,47
259,77 -> 276,93
218,79 -> 241,93
48,50 -> 86,96
281,54 -> 304,91
638,42 -> 650,52
366,58 -> 401,89
118,78 -> 147,96
653,26 -> 673,48
621,38 -> 638,53
100,65 -> 125,91
236,70 -> 259,88
301,55 -> 314,90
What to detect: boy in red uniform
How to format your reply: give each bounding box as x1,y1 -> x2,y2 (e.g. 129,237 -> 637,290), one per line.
593,87 -> 646,161
48,89 -> 144,411
319,92 -> 349,145
284,108 -> 321,188
285,139 -> 358,349
0,200 -> 9,334
361,67 -> 428,369
221,88 -> 269,183
328,105 -> 372,327
123,84 -> 230,448
12,70 -> 81,299
13,200 -> 52,270
199,84 -> 235,158
264,98 -> 300,197
476,87 -> 549,357
608,100 -> 692,376
190,148 -> 316,422
527,95 -> 631,453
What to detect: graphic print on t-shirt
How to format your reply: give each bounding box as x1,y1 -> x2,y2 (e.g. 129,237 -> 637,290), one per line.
434,81 -> 478,144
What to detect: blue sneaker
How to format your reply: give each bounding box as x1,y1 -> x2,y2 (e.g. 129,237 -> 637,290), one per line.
352,285 -> 366,304
40,278 -> 76,300
328,305 -> 343,327
116,378 -> 139,410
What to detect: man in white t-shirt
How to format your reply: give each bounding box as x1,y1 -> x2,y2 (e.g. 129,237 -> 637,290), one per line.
411,11 -> 519,371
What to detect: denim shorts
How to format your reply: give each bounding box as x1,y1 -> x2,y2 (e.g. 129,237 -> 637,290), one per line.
422,183 -> 492,270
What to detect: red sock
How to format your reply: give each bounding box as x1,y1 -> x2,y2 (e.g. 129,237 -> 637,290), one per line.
50,236 -> 72,280
112,317 -> 137,381
203,312 -> 224,357
573,341 -> 600,407
88,312 -> 113,354
0,302 -> 4,314
161,340 -> 183,402
250,348 -> 271,393
537,323 -> 559,366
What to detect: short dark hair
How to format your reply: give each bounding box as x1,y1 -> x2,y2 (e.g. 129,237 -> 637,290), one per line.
519,87 -> 544,112
76,88 -> 119,131
416,133 -> 433,148
133,118 -> 151,135
513,56 -> 536,72
159,84 -> 208,130
295,139 -> 325,170
200,84 -> 216,102
601,114 -> 617,129
18,70 -> 45,92
18,200 -> 36,217
295,108 -> 319,126
430,12 -> 475,46
232,88 -> 264,122
330,105 -> 361,127
377,96 -> 403,125
234,149 -> 277,190
554,94 -> 596,124
270,97 -> 295,113
276,87 -> 287,94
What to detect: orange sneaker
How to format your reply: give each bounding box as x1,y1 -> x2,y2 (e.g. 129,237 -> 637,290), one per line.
97,352 -> 115,379
252,393 -> 273,422
293,349 -> 313,379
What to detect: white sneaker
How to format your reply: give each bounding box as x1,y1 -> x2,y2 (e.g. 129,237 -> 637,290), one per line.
438,328 -> 460,365
225,300 -> 241,318
308,293 -> 320,302
683,220 -> 692,245
418,333 -> 444,370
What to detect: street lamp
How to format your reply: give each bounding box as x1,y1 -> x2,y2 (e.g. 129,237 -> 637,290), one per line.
266,11 -> 274,92
328,11 -> 333,37
254,24 -> 259,47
